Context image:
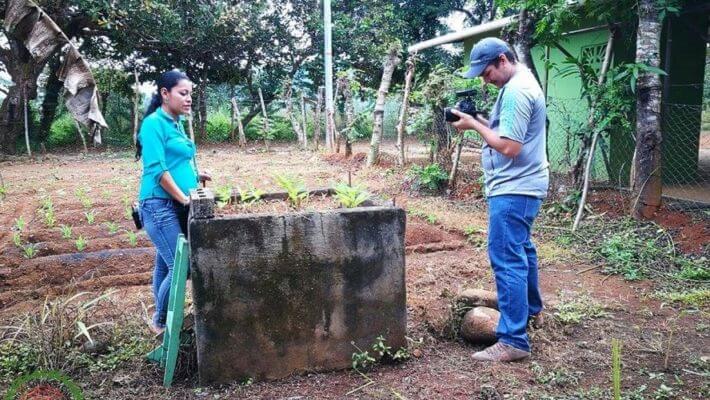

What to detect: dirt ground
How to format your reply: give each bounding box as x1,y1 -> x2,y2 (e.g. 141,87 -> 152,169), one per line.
0,141 -> 707,399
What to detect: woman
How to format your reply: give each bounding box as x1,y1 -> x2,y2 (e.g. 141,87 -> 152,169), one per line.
136,70 -> 210,334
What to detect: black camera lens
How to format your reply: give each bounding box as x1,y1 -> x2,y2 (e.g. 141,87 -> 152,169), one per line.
444,107 -> 460,122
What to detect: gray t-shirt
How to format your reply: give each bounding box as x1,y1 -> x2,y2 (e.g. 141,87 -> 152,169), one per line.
482,66 -> 549,198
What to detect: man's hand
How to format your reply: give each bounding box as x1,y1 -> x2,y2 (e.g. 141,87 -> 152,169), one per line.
450,109 -> 479,132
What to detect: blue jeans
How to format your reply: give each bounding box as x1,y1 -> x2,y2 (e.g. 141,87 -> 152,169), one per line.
140,198 -> 188,328
487,194 -> 543,352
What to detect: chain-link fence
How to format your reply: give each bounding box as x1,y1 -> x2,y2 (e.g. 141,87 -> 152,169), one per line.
544,82 -> 709,211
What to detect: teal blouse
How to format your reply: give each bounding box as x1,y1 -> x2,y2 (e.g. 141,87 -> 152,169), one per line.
138,107 -> 198,201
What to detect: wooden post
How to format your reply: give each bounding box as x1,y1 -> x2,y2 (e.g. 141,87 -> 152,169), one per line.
301,92 -> 307,150
231,97 -> 246,147
132,71 -> 141,146
23,91 -> 31,157
258,88 -> 270,152
396,55 -> 416,166
314,87 -> 323,151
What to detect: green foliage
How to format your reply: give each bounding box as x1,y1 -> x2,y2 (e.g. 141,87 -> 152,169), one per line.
22,243 -> 39,259
333,183 -> 371,208
12,232 -> 22,248
75,236 -> 87,252
245,115 -> 296,141
13,217 -> 25,232
274,174 -> 308,209
598,228 -> 662,280
0,341 -> 38,379
75,187 -> 93,209
39,196 -> 56,228
408,163 -> 448,191
351,335 -> 410,371
59,224 -> 73,239
530,362 -> 580,387
214,185 -> 233,209
660,289 -> 709,308
105,221 -> 120,235
205,109 -> 233,143
47,113 -> 78,148
85,210 -> 96,225
553,291 -> 608,325
125,230 -> 138,247
237,185 -> 265,204
408,208 -> 437,224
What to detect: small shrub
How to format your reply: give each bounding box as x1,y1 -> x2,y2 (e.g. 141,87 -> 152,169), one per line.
333,183 -> 371,208
47,113 -> 78,148
205,110 -> 232,143
408,163 -> 448,192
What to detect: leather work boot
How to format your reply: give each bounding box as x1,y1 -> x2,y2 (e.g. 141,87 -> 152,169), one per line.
472,342 -> 530,362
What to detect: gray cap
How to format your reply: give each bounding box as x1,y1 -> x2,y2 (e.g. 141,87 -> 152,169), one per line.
462,37 -> 511,78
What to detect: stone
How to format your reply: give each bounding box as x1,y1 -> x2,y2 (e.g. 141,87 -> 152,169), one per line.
189,205 -> 406,385
457,288 -> 498,309
460,306 -> 499,344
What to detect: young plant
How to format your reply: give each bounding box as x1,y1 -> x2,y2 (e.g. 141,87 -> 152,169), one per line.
13,216 -> 26,232
22,243 -> 39,259
0,184 -> 6,199
84,211 -> 96,225
125,231 -> 138,247
214,185 -> 233,209
75,187 -> 93,209
12,232 -> 22,247
75,236 -> 87,252
237,185 -> 265,204
409,163 -> 448,191
59,224 -> 73,239
43,207 -> 56,228
333,183 -> 371,208
274,174 -> 308,209
104,221 -> 120,235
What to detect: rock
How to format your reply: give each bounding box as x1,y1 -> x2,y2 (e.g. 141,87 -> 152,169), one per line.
460,307 -> 499,344
457,289 -> 498,310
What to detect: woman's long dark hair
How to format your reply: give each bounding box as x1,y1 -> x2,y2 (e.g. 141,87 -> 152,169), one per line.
135,69 -> 190,160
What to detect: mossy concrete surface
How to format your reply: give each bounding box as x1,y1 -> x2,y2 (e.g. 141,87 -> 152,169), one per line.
188,206 -> 406,385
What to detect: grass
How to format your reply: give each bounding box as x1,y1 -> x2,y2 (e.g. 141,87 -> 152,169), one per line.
553,291 -> 609,325
658,289 -> 709,308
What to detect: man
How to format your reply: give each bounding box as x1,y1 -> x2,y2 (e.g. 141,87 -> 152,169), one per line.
449,37 -> 549,362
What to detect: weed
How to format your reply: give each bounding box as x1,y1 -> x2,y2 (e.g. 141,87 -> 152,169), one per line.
0,341 -> 37,379
59,224 -> 73,239
75,236 -> 87,252
553,291 -> 608,325
84,210 -> 96,225
22,243 -> 39,259
274,174 -> 308,208
675,257 -> 709,281
408,163 -> 448,191
12,232 -> 22,247
333,182 -> 371,208
13,216 -> 25,232
125,231 -> 138,247
598,229 -> 661,280
0,184 -> 6,199
659,289 -> 709,308
531,362 -> 580,387
408,208 -> 438,224
104,221 -> 120,235
351,336 -> 410,371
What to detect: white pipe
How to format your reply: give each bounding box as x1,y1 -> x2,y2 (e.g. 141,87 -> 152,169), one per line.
407,16 -> 516,53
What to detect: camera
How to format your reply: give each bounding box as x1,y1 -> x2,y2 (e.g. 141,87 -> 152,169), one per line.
131,202 -> 142,230
444,89 -> 479,122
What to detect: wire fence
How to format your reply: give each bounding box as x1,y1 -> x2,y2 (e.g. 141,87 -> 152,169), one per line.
544,85 -> 709,211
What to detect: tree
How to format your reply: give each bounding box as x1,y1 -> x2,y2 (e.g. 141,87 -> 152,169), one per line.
631,0 -> 664,218
367,42 -> 401,166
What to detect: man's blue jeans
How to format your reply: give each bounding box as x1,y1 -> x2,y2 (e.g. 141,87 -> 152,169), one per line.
487,194 -> 543,352
140,198 -> 188,328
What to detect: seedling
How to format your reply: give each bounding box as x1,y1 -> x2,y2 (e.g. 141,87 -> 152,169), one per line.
237,185 -> 265,204
333,183 -> 371,208
13,216 -> 26,231
105,221 -> 120,235
125,230 -> 138,247
274,174 -> 308,208
214,185 -> 233,209
85,211 -> 96,225
43,207 -> 56,228
59,224 -> 73,239
75,236 -> 87,252
22,243 -> 38,259
12,232 -> 22,247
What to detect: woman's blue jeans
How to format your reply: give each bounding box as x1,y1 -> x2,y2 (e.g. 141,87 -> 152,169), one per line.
140,198 -> 188,328
487,194 -> 543,352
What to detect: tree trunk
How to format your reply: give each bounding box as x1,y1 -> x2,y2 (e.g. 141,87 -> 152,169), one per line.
367,46 -> 401,166
396,55 -> 416,166
301,92 -> 308,150
197,86 -> 207,143
433,105 -> 452,172
132,71 -> 141,145
632,0 -> 663,219
511,8 -> 542,84
283,80 -> 304,147
340,76 -> 355,158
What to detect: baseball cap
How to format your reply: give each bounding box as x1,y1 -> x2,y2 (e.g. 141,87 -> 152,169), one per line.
462,37 -> 512,78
